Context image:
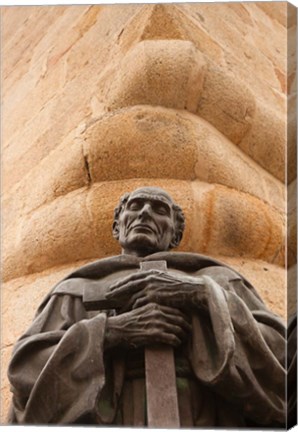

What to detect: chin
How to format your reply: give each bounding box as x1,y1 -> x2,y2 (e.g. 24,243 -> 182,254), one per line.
123,234 -> 158,255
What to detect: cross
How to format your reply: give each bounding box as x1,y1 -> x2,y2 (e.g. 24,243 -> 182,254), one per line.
83,260 -> 180,428
140,260 -> 180,428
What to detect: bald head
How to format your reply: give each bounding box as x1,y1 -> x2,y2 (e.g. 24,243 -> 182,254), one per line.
113,187 -> 185,256
129,187 -> 175,204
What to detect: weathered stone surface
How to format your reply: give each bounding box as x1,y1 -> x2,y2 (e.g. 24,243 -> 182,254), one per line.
192,115 -> 285,212
83,106 -> 284,210
3,188 -> 96,280
179,3 -> 287,97
106,40 -> 207,113
2,5 -> 138,192
2,3 -> 288,192
256,2 -> 287,27
104,35 -> 285,182
83,107 -> 198,183
196,65 -> 256,145
3,105 -> 284,234
191,182 -> 284,265
239,105 -> 286,183
2,132 -> 89,226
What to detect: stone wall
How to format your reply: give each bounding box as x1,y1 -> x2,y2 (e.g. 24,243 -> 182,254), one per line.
1,2 -> 296,422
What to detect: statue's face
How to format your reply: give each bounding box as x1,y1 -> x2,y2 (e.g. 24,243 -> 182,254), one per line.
116,188 -> 176,256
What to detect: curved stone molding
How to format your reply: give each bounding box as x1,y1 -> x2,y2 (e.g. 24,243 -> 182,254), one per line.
191,183 -> 284,264
2,4 -> 287,194
82,106 -> 285,211
3,105 -> 285,233
195,65 -> 256,145
3,179 -> 284,282
84,107 -> 198,182
106,40 -> 207,114
238,104 -> 286,183
104,38 -> 285,182
2,134 -> 89,227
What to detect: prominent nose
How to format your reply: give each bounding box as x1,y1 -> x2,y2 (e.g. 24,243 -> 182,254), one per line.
139,203 -> 152,218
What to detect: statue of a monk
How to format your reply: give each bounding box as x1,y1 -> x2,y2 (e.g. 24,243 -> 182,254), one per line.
8,187 -> 286,427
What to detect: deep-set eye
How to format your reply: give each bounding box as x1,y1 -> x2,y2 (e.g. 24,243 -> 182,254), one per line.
154,205 -> 169,215
128,201 -> 142,211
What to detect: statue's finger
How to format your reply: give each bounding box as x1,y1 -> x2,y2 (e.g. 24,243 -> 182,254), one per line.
156,333 -> 181,347
132,296 -> 148,309
163,312 -> 192,333
146,328 -> 181,346
109,270 -> 161,291
160,322 -> 187,340
106,279 -> 145,299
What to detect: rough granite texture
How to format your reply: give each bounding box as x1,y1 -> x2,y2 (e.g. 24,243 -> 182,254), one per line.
1,2 -> 296,422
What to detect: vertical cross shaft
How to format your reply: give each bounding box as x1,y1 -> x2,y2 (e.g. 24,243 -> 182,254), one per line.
83,260 -> 180,427
140,261 -> 180,428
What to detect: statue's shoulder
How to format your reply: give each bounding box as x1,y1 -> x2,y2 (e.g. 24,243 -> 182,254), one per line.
148,251 -> 244,279
36,255 -> 140,313
54,254 -> 141,289
148,251 -> 262,298
196,265 -> 241,281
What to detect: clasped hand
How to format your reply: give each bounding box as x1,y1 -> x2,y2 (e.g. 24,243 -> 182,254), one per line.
106,269 -> 205,311
104,270 -> 205,350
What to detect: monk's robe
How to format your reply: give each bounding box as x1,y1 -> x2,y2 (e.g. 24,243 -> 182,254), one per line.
8,252 -> 286,427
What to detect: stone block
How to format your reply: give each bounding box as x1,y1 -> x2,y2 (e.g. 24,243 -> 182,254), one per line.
193,113 -> 284,213
192,182 -> 284,265
256,2 -> 287,27
106,39 -> 206,113
83,106 -> 197,182
3,188 -> 96,280
84,106 -> 284,211
239,105 -> 285,182
2,86 -> 92,192
2,134 -> 89,227
196,64 -> 256,145
2,7 -> 68,92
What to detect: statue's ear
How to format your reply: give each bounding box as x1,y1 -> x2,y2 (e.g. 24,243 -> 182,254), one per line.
170,231 -> 182,249
112,221 -> 120,240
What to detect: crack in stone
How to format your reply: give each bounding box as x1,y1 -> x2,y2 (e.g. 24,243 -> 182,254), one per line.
1,343 -> 13,349
83,153 -> 92,185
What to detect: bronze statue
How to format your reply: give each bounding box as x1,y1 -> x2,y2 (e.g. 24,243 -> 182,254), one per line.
8,186 -> 286,427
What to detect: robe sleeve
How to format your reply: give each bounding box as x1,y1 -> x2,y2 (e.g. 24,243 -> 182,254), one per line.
189,268 -> 285,426
8,292 -> 110,424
